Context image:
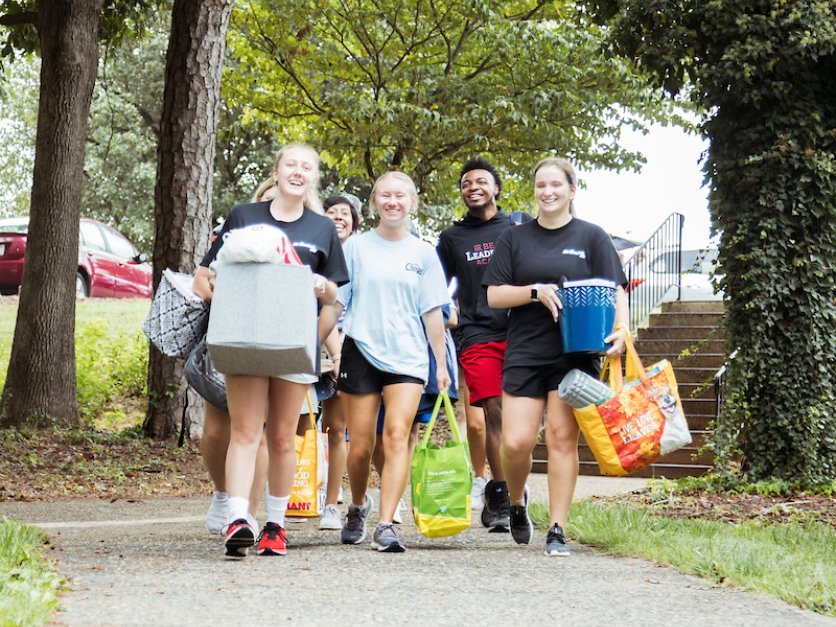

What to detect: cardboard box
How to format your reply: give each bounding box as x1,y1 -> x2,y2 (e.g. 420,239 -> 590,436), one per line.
207,263 -> 317,377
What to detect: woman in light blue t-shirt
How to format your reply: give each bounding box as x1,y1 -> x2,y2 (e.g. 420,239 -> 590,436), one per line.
336,171 -> 450,553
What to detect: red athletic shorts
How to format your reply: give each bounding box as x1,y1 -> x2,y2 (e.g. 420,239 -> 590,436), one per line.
459,340 -> 506,406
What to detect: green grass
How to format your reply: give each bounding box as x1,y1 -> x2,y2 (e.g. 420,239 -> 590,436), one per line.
0,518 -> 64,626
530,500 -> 836,616
0,299 -> 150,429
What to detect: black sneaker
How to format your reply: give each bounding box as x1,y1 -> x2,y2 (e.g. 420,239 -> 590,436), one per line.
224,518 -> 255,557
544,523 -> 570,557
480,479 -> 499,528
489,482 -> 511,533
509,504 -> 533,544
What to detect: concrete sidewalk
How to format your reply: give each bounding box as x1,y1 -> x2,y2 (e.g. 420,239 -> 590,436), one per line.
1,476 -> 830,626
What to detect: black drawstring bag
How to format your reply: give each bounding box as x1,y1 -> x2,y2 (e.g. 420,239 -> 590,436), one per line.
184,335 -> 228,410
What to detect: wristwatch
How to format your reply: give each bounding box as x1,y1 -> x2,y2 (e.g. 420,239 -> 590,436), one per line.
531,285 -> 540,302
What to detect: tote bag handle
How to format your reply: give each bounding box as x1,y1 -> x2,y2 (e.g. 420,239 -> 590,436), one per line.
421,391 -> 463,447
599,323 -> 649,393
304,390 -> 316,430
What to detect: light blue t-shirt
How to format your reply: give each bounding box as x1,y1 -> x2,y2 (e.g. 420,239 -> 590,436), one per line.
338,230 -> 450,382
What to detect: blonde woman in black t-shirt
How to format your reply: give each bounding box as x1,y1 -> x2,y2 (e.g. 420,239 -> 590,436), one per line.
483,157 -> 629,557
194,144 -> 348,558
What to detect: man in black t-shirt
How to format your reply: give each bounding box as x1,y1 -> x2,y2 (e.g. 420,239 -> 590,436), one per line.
436,157 -> 514,532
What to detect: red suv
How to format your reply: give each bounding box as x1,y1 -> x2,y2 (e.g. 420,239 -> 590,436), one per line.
0,216 -> 152,298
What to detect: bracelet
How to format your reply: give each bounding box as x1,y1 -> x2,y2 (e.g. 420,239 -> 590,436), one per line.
330,353 -> 342,361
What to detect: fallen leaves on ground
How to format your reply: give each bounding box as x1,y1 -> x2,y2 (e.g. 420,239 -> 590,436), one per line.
593,489 -> 835,527
2,426 -> 832,530
0,427 -> 211,502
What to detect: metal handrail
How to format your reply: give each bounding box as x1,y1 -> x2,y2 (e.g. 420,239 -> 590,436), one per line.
713,347 -> 738,423
623,212 -> 685,331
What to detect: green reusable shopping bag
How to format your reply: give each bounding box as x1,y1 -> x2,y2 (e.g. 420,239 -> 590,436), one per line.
410,392 -> 473,538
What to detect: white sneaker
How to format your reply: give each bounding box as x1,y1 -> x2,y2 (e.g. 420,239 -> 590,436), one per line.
471,476 -> 488,516
392,498 -> 406,525
206,493 -> 228,534
319,504 -> 342,530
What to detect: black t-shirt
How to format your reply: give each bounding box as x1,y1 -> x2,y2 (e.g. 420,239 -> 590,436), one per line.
482,218 -> 627,366
201,201 -> 349,286
436,211 -> 512,351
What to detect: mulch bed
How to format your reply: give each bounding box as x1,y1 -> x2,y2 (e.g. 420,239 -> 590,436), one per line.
0,428 -> 211,502
592,490 -> 835,527
2,427 -> 832,530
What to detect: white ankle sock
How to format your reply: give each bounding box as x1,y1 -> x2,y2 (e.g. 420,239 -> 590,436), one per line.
227,496 -> 249,524
213,490 -> 228,501
265,494 -> 290,527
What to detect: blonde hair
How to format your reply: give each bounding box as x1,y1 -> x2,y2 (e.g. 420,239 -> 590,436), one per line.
368,171 -> 419,216
273,143 -> 323,213
533,157 -> 577,216
252,177 -> 276,202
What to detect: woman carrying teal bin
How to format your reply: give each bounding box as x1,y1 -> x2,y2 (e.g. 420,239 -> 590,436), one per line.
483,157 -> 629,557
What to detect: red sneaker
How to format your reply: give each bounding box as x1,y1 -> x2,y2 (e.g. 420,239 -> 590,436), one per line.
256,522 -> 288,556
224,518 -> 255,557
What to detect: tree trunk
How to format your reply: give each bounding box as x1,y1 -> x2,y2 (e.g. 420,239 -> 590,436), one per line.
144,0 -> 234,439
0,0 -> 103,428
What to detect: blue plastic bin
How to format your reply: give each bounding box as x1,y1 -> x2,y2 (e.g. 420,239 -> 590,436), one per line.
559,279 -> 617,355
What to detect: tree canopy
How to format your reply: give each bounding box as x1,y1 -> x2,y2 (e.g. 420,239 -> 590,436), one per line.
0,55 -> 37,217
226,0 -> 672,223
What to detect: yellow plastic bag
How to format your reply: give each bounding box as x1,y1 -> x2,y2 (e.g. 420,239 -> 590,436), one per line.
574,326 -> 692,476
287,391 -> 321,517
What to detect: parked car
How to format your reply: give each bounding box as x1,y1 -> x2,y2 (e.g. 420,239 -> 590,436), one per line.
0,216 -> 152,298
611,234 -> 642,261
652,247 -> 723,301
610,234 -> 644,292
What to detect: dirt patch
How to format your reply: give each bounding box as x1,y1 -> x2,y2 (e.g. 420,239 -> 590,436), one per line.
593,489 -> 835,527
0,415 -> 465,503
0,428 -> 211,502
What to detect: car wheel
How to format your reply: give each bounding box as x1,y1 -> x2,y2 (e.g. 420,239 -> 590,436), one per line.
76,271 -> 89,298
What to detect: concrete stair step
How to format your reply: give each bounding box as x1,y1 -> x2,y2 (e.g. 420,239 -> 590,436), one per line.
535,437 -> 714,472
647,312 -> 726,327
681,397 -> 715,415
677,382 -> 715,400
638,326 -> 724,341
576,461 -> 712,479
662,300 -> 725,314
669,367 -> 720,384
683,415 -> 715,430
633,338 -> 727,355
640,353 -> 726,369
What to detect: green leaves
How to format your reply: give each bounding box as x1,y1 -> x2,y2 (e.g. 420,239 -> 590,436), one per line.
595,0 -> 836,483
225,0 -> 670,216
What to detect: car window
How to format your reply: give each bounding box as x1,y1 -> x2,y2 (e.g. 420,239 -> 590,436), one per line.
0,219 -> 29,233
651,249 -> 717,274
102,227 -> 138,259
80,221 -> 108,252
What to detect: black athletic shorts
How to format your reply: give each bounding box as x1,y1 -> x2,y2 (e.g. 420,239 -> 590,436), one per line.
337,336 -> 424,395
503,355 -> 601,398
